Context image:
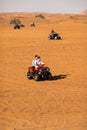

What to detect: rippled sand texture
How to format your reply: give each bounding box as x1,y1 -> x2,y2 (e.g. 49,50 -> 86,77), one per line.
0,13 -> 87,130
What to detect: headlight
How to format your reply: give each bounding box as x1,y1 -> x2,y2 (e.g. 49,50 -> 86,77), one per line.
39,69 -> 42,72
47,68 -> 50,71
38,72 -> 41,74
38,69 -> 42,74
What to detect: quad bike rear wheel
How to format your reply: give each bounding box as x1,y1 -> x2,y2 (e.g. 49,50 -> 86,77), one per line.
47,73 -> 52,80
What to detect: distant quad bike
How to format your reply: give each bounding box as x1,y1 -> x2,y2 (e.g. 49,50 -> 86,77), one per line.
14,24 -> 20,29
48,33 -> 61,40
30,22 -> 35,27
27,65 -> 52,81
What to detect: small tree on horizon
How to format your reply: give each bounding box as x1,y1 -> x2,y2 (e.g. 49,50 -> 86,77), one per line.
35,14 -> 45,19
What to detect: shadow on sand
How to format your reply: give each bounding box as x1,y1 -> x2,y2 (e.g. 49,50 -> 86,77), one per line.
52,74 -> 69,80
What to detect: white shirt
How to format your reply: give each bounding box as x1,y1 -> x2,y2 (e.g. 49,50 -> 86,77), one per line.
32,58 -> 37,66
36,60 -> 44,67
32,58 -> 39,68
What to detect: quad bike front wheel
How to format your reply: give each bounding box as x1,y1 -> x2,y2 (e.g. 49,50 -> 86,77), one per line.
27,72 -> 33,79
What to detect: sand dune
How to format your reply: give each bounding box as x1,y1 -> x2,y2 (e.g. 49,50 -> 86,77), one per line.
0,13 -> 87,130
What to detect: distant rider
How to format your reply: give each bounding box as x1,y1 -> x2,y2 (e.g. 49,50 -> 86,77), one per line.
50,29 -> 56,38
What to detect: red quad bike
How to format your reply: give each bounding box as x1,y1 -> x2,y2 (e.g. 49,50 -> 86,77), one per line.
27,65 -> 52,81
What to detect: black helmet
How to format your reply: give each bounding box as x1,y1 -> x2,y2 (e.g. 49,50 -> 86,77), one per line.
34,55 -> 38,58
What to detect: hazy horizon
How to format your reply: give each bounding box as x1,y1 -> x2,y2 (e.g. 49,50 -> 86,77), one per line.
0,0 -> 87,14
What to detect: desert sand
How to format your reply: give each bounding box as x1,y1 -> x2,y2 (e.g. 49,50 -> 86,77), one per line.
0,13 -> 87,130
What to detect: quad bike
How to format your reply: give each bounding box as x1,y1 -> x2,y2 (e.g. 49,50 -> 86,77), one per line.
30,22 -> 35,27
48,33 -> 61,40
27,65 -> 52,81
14,24 -> 20,29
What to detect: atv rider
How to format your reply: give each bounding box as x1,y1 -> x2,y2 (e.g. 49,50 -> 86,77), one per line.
31,22 -> 35,27
50,29 -> 56,39
36,56 -> 45,68
32,55 -> 44,72
32,55 -> 39,70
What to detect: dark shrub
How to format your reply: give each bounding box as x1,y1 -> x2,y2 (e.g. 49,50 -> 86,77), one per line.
20,24 -> 25,27
10,18 -> 21,24
35,14 -> 45,19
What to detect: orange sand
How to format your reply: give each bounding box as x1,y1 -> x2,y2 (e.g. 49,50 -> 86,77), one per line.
0,13 -> 87,130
